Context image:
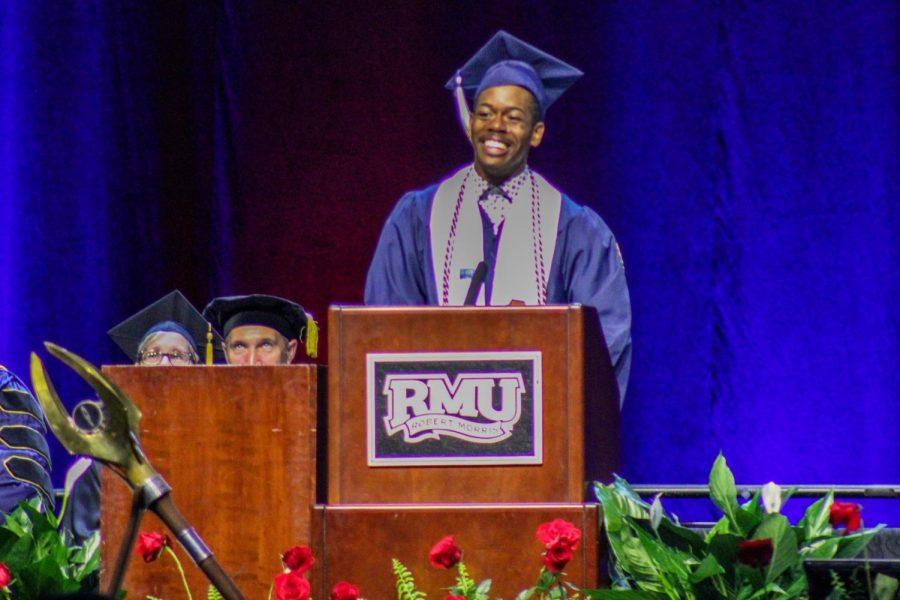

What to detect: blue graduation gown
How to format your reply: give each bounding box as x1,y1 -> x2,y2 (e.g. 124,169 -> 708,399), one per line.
0,368 -> 54,512
364,177 -> 632,403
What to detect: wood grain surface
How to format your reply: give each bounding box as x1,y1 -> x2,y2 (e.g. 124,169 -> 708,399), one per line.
309,503 -> 604,599
327,305 -> 620,504
99,365 -> 321,599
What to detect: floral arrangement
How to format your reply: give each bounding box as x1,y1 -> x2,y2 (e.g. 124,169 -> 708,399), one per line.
137,534 -> 360,600
392,518 -> 590,599
593,454 -> 890,599
0,459 -> 99,599
132,453 -> 897,599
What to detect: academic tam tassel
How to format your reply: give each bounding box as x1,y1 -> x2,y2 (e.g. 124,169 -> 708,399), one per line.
305,315 -> 318,359
205,323 -> 214,365
454,72 -> 471,139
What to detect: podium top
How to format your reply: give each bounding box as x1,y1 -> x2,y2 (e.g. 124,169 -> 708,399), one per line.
330,304 -> 587,315
327,302 -> 619,503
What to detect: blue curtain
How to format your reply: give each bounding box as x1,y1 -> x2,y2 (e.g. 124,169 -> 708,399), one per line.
0,2 -> 227,478
582,1 -> 899,521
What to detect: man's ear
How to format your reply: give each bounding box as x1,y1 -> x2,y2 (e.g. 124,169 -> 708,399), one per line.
286,339 -> 298,363
530,121 -> 545,148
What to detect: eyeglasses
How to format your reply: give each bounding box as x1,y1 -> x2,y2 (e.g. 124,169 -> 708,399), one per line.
137,350 -> 197,366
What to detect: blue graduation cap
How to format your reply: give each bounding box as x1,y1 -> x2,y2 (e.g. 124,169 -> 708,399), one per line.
202,294 -> 319,358
108,290 -> 223,364
445,30 -> 583,131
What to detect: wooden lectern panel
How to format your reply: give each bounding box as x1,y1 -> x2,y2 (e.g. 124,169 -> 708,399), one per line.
327,305 -> 619,504
309,503 -> 604,600
99,366 -> 320,599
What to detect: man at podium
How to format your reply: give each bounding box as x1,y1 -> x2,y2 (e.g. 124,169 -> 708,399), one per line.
364,31 -> 632,401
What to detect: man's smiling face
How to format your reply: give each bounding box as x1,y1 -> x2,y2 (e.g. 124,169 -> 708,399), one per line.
469,85 -> 545,185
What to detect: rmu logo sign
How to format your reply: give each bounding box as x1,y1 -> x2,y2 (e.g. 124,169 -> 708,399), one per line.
367,351 -> 542,466
383,372 -> 525,443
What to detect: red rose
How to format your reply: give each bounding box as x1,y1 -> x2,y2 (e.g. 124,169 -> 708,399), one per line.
542,542 -> 575,572
0,562 -> 10,588
330,581 -> 360,600
737,538 -> 774,568
445,596 -> 466,600
282,545 -> 315,574
536,519 -> 582,552
136,531 -> 170,563
428,535 -> 462,569
274,571 -> 311,600
829,501 -> 862,533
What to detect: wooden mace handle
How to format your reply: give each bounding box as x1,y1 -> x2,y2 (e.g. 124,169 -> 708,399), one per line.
150,494 -> 245,600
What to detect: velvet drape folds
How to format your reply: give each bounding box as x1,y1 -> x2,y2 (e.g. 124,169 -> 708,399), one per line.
1,2 -> 896,520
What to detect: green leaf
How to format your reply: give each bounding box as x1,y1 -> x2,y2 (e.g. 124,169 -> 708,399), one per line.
735,563 -> 765,591
747,582 -> 787,599
753,514 -> 798,584
707,532 -> 741,579
16,554 -> 81,598
709,455 -> 738,513
780,487 -> 796,508
455,560 -> 476,594
781,574 -> 808,598
740,490 -> 762,518
617,534 -> 667,594
73,532 -> 100,581
704,517 -> 731,544
391,558 -> 426,600
873,573 -> 899,600
797,491 -> 833,541
628,518 -> 694,581
709,455 -> 745,535
689,554 -> 725,584
799,536 -> 839,559
474,578 -> 492,599
834,524 -> 885,558
537,568 -> 557,589
622,521 -> 696,598
207,584 -> 224,600
596,478 -> 651,527
655,519 -> 707,557
581,591 -> 668,599
516,587 -> 537,600
3,534 -> 37,572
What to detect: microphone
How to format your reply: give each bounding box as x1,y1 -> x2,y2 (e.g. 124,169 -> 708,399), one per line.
464,262 -> 488,305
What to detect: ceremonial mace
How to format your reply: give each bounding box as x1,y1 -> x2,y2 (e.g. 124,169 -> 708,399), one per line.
30,342 -> 244,600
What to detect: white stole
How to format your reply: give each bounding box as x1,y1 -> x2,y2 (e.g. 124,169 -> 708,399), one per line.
429,166 -> 561,306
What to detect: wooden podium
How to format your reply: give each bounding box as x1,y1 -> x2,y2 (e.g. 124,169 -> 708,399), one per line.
96,306 -> 618,599
314,305 -> 620,598
98,365 -> 321,599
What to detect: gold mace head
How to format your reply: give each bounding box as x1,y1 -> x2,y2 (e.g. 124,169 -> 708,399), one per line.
30,342 -> 156,487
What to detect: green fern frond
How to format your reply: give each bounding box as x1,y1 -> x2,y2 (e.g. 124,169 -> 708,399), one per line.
829,569 -> 848,599
392,558 -> 427,600
455,561 -> 476,594
207,584 -> 224,600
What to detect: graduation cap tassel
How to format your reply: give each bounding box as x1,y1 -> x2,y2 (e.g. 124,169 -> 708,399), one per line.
454,72 -> 471,139
305,315 -> 318,359
205,323 -> 214,365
